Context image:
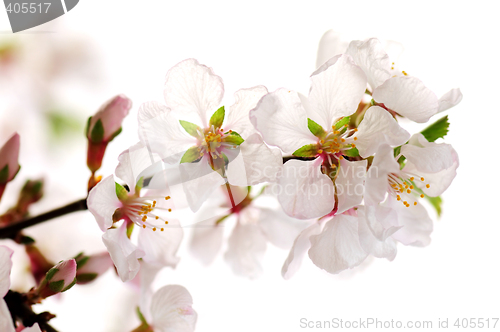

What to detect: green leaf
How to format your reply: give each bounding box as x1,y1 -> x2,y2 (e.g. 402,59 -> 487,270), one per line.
222,131 -> 244,145
0,165 -> 9,183
180,146 -> 203,163
89,119 -> 105,143
48,280 -> 64,293
76,273 -> 98,283
45,267 -> 59,281
209,106 -> 225,129
420,115 -> 449,142
179,120 -> 201,137
344,147 -> 360,157
115,182 -> 129,201
333,116 -> 350,131
292,144 -> 319,157
411,182 -> 443,217
307,118 -> 326,138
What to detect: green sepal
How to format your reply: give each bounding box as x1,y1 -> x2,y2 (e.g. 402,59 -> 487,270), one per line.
48,280 -> 64,293
292,144 -> 319,157
61,278 -> 77,292
75,254 -> 90,269
393,145 -> 406,169
115,182 -> 129,201
307,118 -> 326,138
45,267 -> 59,281
19,235 -> 35,245
344,147 -> 360,157
222,153 -> 229,169
209,106 -> 225,129
76,273 -> 98,283
420,115 -> 449,142
222,131 -> 244,146
215,214 -> 230,225
411,181 -> 443,217
85,116 -> 92,137
179,120 -> 201,137
180,146 -> 203,163
136,307 -> 148,325
126,222 -> 134,239
0,165 -> 8,183
89,119 -> 105,143
333,116 -> 350,131
135,177 -> 144,194
108,127 -> 123,142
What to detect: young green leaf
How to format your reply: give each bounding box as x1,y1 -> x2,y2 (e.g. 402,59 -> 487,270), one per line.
333,116 -> 350,131
293,144 -> 319,157
179,120 -> 201,137
115,182 -> 129,201
420,115 -> 449,142
180,146 -> 203,163
307,118 -> 326,138
222,131 -> 244,145
209,106 -> 225,129
344,147 -> 360,157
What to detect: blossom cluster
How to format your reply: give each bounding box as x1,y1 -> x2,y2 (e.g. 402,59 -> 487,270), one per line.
87,36 -> 460,282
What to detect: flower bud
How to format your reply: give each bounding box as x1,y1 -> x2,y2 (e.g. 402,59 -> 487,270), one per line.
38,259 -> 77,298
75,252 -> 113,285
0,133 -> 20,200
86,95 -> 132,173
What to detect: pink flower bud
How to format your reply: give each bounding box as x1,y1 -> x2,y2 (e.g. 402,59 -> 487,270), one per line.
0,133 -> 20,184
87,95 -> 132,143
76,252 -> 113,284
38,259 -> 77,298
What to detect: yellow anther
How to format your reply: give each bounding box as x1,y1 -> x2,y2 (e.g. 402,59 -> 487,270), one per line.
402,71 -> 408,76
320,139 -> 324,144
339,156 -> 344,160
403,201 -> 408,205
353,137 -> 358,141
410,177 -> 414,181
407,189 -> 411,194
142,216 -> 147,221
168,209 -> 172,212
341,138 -> 345,143
351,144 -> 356,148
318,149 -> 323,154
165,196 -> 171,200
420,194 -> 425,198
414,202 -> 417,206
153,200 -> 157,205
155,216 -> 159,220
397,195 -> 401,201
143,225 -> 146,229
353,128 -> 358,132
153,228 -> 156,231
410,185 -> 414,189
161,228 -> 164,232
420,177 -> 425,181
165,221 -> 169,224
426,184 -> 430,188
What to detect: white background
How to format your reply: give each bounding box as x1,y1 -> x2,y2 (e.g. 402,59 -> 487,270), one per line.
0,1 -> 499,331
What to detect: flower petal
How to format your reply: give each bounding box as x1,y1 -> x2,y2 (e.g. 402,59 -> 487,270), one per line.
189,217 -> 224,266
250,88 -> 316,154
364,144 -> 400,206
308,215 -> 368,274
357,206 -> 399,260
336,158 -> 367,214
316,30 -> 349,69
277,159 -> 335,219
22,323 -> 42,332
372,76 -> 439,123
258,207 -> 311,249
281,222 -> 322,279
89,95 -> 132,141
224,207 -> 267,279
0,133 -> 20,182
87,175 -> 121,232
308,54 -> 367,129
0,299 -> 15,332
163,58 -> 224,127
137,218 -> 183,269
401,133 -> 455,173
151,285 -> 197,332
345,38 -> 392,91
0,246 -> 13,297
438,88 -> 463,113
224,86 -> 268,138
138,101 -> 198,164
102,223 -> 145,282
355,106 -> 410,158
384,196 -> 433,247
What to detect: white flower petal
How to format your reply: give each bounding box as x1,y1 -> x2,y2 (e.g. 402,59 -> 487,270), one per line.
316,30 -> 349,69
336,158 -> 367,214
364,144 -> 400,206
357,206 -> 398,260
138,219 -> 183,269
401,133 -> 455,173
179,156 -> 226,212
346,38 -> 392,91
189,217 -> 225,266
355,106 -> 410,158
438,88 -> 463,113
87,175 -> 121,232
308,215 -> 368,274
138,102 -> 198,163
372,76 -> 439,123
0,299 -> 15,332
0,246 -> 13,297
258,207 -> 310,249
22,323 -> 42,332
250,88 -> 316,154
151,285 -> 197,332
102,223 -> 145,282
238,134 -> 283,185
224,86 -> 268,138
277,159 -> 335,219
281,222 -> 323,279
308,54 -> 367,129
384,196 -> 433,247
224,207 -> 267,279
163,58 -> 224,127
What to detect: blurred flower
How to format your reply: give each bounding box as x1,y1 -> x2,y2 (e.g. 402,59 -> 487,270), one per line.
86,95 -> 132,173
37,259 -> 77,299
0,133 -> 20,200
74,252 -> 114,285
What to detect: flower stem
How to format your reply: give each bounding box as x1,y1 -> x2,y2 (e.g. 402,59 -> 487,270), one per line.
0,198 -> 87,239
